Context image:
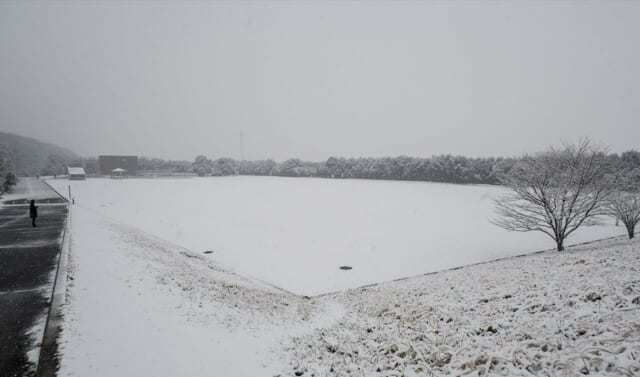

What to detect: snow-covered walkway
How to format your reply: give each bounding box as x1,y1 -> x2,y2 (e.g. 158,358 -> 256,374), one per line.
0,178 -> 68,377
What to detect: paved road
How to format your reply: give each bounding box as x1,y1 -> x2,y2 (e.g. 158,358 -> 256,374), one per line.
0,178 -> 67,377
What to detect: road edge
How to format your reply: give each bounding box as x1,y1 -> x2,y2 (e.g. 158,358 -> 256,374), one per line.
35,180 -> 70,377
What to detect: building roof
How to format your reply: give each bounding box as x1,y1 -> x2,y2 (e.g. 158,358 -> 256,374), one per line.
67,167 -> 86,175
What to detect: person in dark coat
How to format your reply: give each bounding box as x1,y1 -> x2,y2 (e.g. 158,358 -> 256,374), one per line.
29,200 -> 38,227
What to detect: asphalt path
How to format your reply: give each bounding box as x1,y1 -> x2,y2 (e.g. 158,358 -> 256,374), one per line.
0,179 -> 67,377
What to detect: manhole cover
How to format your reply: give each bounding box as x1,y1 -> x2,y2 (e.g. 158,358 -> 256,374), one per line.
339,266 -> 353,270
203,250 -> 214,254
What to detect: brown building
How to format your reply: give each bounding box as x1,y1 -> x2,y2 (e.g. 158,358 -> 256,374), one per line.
98,155 -> 138,176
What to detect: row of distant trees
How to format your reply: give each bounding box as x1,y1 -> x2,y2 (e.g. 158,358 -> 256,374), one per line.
137,157 -> 192,173
65,150 -> 640,189
191,151 -> 640,185
192,155 -> 515,183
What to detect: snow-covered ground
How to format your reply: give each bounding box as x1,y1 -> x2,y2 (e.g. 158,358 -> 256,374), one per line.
285,236 -> 640,377
49,177 -> 622,295
50,177 -> 639,376
57,203 -> 342,377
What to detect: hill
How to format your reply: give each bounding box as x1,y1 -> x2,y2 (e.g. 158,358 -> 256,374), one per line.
0,132 -> 80,176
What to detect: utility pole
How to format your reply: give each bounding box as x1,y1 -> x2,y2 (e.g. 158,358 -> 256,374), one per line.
239,130 -> 245,161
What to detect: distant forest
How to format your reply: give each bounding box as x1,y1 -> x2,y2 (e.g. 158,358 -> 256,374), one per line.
192,155 -> 511,184
190,152 -> 640,185
0,132 -> 80,176
0,132 -> 81,192
1,131 -> 639,187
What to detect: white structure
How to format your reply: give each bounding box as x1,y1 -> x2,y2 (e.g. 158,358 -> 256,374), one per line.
111,168 -> 127,178
67,167 -> 86,180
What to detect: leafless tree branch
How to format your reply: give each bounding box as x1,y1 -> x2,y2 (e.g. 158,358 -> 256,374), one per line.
492,139 -> 613,251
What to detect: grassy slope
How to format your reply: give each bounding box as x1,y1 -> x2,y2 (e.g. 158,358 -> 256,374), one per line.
286,235 -> 640,376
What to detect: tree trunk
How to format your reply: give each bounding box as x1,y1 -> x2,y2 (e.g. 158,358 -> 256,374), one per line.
628,224 -> 635,239
556,238 -> 564,251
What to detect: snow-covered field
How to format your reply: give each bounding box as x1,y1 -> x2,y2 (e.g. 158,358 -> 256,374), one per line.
48,177 -> 640,376
57,200 -> 338,377
49,177 -> 621,295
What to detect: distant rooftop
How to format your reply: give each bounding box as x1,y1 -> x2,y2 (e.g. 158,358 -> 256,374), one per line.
67,167 -> 85,175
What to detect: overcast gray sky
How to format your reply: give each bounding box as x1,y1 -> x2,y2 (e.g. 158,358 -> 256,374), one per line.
1,1 -> 638,161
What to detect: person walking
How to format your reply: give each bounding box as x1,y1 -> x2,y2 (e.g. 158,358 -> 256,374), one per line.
29,200 -> 38,227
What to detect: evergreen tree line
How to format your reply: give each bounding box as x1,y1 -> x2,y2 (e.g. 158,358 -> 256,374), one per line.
190,150 -> 640,186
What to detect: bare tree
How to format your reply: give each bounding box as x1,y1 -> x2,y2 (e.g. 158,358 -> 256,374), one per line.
606,169 -> 640,239
492,140 -> 613,251
607,193 -> 640,239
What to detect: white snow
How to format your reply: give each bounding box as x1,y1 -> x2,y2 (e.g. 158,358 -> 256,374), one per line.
49,177 -> 640,376
2,177 -> 61,202
285,236 -> 640,376
48,177 -> 622,295
67,167 -> 85,176
57,203 -> 341,377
